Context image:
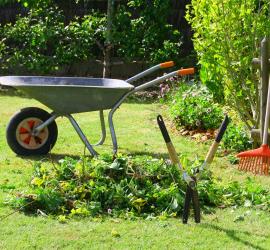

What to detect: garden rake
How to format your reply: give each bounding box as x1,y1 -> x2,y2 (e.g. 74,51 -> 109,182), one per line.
237,80 -> 270,175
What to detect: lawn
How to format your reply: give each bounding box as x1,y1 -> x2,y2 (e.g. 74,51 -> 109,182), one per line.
0,93 -> 269,250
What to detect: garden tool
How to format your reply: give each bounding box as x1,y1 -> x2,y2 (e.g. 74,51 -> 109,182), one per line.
194,115 -> 230,175
157,115 -> 200,223
182,115 -> 229,224
237,79 -> 270,175
157,115 -> 195,187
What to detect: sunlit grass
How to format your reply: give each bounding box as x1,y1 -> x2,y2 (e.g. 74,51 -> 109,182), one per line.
0,93 -> 269,249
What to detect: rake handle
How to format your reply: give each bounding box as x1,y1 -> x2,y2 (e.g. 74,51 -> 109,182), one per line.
263,78 -> 270,145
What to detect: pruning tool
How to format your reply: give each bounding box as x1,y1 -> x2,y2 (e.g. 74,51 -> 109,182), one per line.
157,115 -> 200,223
157,114 -> 230,224
182,115 -> 229,224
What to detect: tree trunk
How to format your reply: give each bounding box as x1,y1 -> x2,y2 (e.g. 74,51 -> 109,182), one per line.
103,0 -> 114,78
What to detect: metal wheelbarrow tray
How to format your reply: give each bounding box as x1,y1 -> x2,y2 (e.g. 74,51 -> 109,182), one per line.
0,61 -> 194,157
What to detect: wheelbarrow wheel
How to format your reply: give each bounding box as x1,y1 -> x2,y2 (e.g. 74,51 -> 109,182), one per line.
6,107 -> 58,156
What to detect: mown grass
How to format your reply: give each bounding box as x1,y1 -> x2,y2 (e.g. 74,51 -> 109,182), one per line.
0,93 -> 269,249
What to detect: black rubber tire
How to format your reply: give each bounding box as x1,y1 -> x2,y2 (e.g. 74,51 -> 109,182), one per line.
6,107 -> 58,156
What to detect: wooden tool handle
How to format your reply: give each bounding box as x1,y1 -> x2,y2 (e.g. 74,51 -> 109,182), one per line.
263,77 -> 270,145
157,115 -> 179,165
205,115 -> 229,164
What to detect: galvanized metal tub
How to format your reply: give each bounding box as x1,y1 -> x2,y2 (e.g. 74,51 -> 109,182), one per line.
0,76 -> 134,114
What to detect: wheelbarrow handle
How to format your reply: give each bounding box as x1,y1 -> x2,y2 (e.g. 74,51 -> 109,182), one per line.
109,67 -> 194,156
133,68 -> 195,92
126,61 -> 175,83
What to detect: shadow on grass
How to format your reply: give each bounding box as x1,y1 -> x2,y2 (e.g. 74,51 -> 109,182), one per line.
17,153 -> 82,163
16,150 -> 170,164
202,223 -> 268,250
120,149 -> 169,160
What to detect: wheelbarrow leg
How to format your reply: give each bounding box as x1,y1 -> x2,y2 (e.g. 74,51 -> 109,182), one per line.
66,114 -> 98,157
92,110 -> 106,146
108,110 -> 118,156
109,92 -> 134,155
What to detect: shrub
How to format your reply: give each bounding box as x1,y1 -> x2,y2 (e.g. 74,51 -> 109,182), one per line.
0,0 -> 187,74
0,3 -> 101,74
114,0 -> 184,65
186,0 -> 270,129
168,83 -> 224,130
221,123 -> 252,153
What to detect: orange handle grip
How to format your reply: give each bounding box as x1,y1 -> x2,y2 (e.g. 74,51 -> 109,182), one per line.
177,68 -> 195,76
160,61 -> 175,68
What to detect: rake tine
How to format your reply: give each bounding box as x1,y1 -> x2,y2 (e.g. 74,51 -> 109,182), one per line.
240,158 -> 247,171
264,158 -> 269,175
251,157 -> 257,173
247,157 -> 252,172
238,159 -> 242,171
260,158 -> 264,175
252,157 -> 257,173
254,157 -> 259,174
246,158 -> 251,171
262,159 -> 266,174
238,159 -> 242,170
242,158 -> 247,171
256,157 -> 260,174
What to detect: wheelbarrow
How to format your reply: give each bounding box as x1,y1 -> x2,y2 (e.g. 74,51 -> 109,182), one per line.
0,62 -> 194,157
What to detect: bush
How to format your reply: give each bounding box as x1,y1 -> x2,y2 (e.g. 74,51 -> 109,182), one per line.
114,0 -> 184,65
186,0 -> 270,129
0,3 -> 101,74
221,123 -> 252,153
7,155 -> 269,219
168,83 -> 224,130
0,0 -> 187,75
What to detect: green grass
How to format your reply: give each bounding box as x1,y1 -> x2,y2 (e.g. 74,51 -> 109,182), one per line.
0,93 -> 269,249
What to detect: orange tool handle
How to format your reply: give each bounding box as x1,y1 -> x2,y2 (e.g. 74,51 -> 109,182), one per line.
177,68 -> 195,76
160,61 -> 175,68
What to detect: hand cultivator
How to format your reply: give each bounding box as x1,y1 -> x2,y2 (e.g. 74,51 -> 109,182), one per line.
158,115 -> 229,223
0,62 -> 195,157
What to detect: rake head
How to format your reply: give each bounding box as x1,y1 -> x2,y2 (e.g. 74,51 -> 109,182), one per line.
237,144 -> 270,175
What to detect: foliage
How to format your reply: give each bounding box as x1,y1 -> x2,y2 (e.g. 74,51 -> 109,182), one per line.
164,81 -> 251,152
7,155 -> 270,219
114,0 -> 183,65
186,0 -> 270,129
221,122 -> 252,153
0,0 -> 185,74
0,0 -> 16,6
0,3 -> 103,74
168,83 -> 224,130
